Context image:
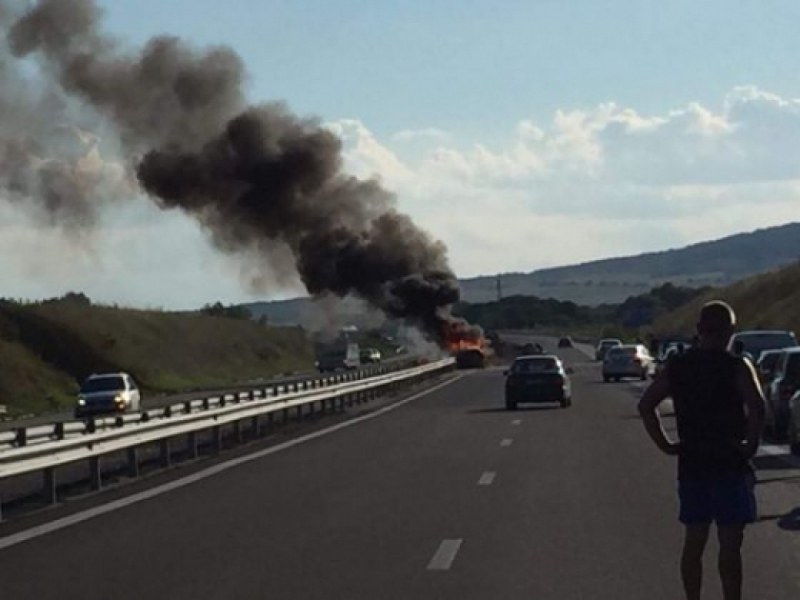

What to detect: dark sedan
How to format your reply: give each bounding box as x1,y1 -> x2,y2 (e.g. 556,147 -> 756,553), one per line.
504,355 -> 572,410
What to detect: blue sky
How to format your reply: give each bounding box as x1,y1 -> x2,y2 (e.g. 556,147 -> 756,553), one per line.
2,1 -> 800,308
97,0 -> 800,138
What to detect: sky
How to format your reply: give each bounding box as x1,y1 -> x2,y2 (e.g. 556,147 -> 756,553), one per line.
2,0 -> 800,308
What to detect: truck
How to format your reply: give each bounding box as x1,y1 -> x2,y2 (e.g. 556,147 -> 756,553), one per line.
314,341 -> 361,372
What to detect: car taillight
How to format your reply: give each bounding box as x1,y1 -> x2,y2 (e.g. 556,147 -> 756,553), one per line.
781,384 -> 795,402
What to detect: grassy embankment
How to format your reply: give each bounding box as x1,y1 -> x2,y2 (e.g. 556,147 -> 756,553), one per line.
0,298 -> 313,417
652,262 -> 800,337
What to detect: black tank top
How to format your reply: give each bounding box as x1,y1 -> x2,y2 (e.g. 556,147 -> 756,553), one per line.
668,348 -> 750,479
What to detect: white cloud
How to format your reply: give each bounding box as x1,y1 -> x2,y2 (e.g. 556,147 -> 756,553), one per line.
331,86 -> 800,279
2,86 -> 799,307
392,127 -> 450,142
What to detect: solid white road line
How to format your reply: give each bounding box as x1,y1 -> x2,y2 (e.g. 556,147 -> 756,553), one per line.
0,374 -> 465,552
758,444 -> 787,456
478,471 -> 496,486
511,419 -> 522,426
757,443 -> 800,468
500,438 -> 513,447
427,539 -> 463,570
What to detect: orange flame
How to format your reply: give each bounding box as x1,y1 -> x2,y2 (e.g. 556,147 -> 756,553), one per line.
443,320 -> 487,355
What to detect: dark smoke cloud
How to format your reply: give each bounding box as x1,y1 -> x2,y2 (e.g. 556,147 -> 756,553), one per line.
2,0 -> 477,344
0,1 -> 129,233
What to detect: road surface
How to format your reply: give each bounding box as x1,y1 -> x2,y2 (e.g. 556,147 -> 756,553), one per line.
0,338 -> 798,599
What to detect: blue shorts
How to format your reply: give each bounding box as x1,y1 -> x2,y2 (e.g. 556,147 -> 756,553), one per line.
678,474 -> 757,526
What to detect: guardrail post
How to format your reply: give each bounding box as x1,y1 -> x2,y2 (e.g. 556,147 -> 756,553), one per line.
160,439 -> 171,468
15,428 -> 27,447
184,400 -> 192,414
187,432 -> 199,459
211,425 -> 222,453
250,415 -> 259,437
89,456 -> 102,491
54,422 -> 65,440
86,418 -> 96,434
127,447 -> 139,477
43,467 -> 57,505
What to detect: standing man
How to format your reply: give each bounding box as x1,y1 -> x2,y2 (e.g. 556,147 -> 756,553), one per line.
638,301 -> 765,600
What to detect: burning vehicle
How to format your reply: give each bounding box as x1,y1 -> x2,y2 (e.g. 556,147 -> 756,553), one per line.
443,321 -> 489,369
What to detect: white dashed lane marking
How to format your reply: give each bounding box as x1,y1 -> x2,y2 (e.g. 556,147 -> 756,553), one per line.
511,419 -> 522,426
478,471 -> 496,486
427,539 -> 463,571
500,438 -> 513,447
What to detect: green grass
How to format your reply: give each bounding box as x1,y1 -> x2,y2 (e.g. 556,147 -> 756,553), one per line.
653,262 -> 800,337
0,298 -> 314,416
0,338 -> 78,417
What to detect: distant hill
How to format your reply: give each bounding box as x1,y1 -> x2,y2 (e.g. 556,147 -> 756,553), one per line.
653,261 -> 800,338
460,222 -> 800,305
242,222 -> 800,323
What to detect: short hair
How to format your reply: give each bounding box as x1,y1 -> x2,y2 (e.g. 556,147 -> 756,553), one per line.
697,300 -> 736,334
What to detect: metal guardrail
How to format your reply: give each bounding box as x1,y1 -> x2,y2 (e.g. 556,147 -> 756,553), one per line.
0,358 -> 454,516
0,360 -> 414,452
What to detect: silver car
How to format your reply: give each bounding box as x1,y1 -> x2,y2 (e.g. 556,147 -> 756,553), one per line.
75,372 -> 142,418
595,338 -> 623,361
602,344 -> 654,382
764,347 -> 800,440
788,390 -> 800,455
727,330 -> 797,362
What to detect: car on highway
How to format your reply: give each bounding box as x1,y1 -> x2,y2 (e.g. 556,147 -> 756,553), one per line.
653,341 -> 692,376
602,344 -> 654,382
788,390 -> 800,455
595,338 -> 622,361
315,341 -> 361,372
75,372 -> 141,418
764,347 -> 800,440
504,355 -> 572,409
727,330 -> 797,362
658,341 -> 690,360
755,349 -> 784,387
455,348 -> 487,369
359,347 -> 382,364
520,342 -> 544,356
557,336 -> 574,349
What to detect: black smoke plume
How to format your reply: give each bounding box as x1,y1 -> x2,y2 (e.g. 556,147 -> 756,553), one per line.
2,0 -> 478,345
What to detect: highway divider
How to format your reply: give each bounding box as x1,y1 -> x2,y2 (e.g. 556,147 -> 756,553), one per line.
0,358 -> 455,518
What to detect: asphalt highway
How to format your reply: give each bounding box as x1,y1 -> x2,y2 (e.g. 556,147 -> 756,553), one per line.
0,339 -> 798,599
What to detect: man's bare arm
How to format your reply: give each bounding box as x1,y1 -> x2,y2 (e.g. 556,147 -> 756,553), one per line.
736,359 -> 766,459
637,369 -> 679,456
